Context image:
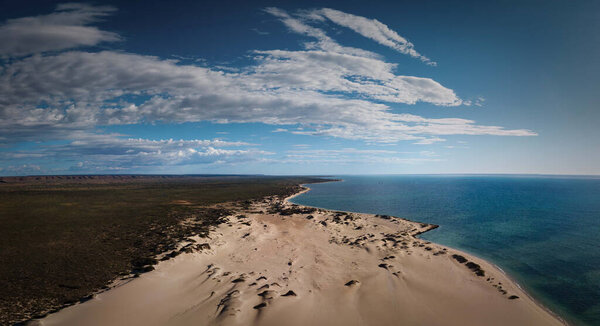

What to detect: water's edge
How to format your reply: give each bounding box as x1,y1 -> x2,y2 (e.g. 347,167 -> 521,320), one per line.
288,181 -> 569,326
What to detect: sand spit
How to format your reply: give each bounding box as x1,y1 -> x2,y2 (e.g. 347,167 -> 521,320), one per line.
39,188 -> 564,326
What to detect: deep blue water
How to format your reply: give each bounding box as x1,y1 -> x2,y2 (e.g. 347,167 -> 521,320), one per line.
290,175 -> 600,326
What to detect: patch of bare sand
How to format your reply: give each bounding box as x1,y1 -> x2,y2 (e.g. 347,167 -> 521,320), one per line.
170,200 -> 193,205
40,191 -> 564,326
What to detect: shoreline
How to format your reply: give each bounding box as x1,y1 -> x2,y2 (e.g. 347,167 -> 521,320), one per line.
287,183 -> 568,326
489,258 -> 569,326
39,185 -> 565,326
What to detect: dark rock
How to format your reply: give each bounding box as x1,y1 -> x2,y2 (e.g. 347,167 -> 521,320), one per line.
257,290 -> 275,298
344,280 -> 360,286
132,265 -> 154,273
253,302 -> 267,309
79,294 -> 94,303
131,257 -> 157,269
197,243 -> 211,250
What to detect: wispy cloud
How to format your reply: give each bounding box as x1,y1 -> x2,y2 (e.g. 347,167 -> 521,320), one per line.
305,8 -> 436,65
413,137 -> 446,145
0,3 -> 120,57
0,133 -> 268,173
251,28 -> 270,35
287,148 -> 403,157
0,164 -> 42,174
280,147 -> 443,165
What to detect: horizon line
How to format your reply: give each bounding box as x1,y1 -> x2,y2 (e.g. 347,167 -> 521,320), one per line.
1,173 -> 599,178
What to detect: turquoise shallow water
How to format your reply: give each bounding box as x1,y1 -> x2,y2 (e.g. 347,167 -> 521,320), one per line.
289,175 -> 600,326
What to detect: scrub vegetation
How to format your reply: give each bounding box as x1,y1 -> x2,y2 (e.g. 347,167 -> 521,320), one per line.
0,175 -> 326,325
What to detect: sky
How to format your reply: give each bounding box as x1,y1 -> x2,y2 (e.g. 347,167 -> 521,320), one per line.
0,0 -> 598,176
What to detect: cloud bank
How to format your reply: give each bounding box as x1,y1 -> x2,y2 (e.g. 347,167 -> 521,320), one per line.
0,133 -> 267,172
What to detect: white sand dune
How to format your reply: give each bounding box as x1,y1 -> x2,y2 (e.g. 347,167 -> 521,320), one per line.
40,188 -> 564,326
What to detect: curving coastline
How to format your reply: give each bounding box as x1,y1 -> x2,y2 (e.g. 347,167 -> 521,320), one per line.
289,184 -> 566,325
288,183 -> 568,326
39,185 -> 565,326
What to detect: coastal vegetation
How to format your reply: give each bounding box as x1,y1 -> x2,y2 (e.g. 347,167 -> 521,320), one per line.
0,175 -> 324,325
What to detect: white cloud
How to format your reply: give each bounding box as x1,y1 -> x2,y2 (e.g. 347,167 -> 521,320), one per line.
263,7 -> 379,59
0,50 -> 534,145
0,133 -> 268,172
307,8 -> 436,65
0,4 -> 537,169
0,164 -> 42,174
413,137 -> 446,145
0,3 -> 120,57
475,96 -> 485,107
463,96 -> 485,107
251,28 -> 270,35
250,50 -> 460,105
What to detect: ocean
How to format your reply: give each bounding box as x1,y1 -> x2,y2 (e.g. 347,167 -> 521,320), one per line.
289,175 -> 600,326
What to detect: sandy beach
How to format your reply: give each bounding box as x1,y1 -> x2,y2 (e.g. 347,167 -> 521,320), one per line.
38,187 -> 565,326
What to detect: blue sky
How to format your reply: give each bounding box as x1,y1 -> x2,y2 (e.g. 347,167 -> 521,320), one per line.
0,0 -> 598,175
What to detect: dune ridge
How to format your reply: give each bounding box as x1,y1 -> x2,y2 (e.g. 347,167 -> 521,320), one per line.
40,186 -> 565,326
